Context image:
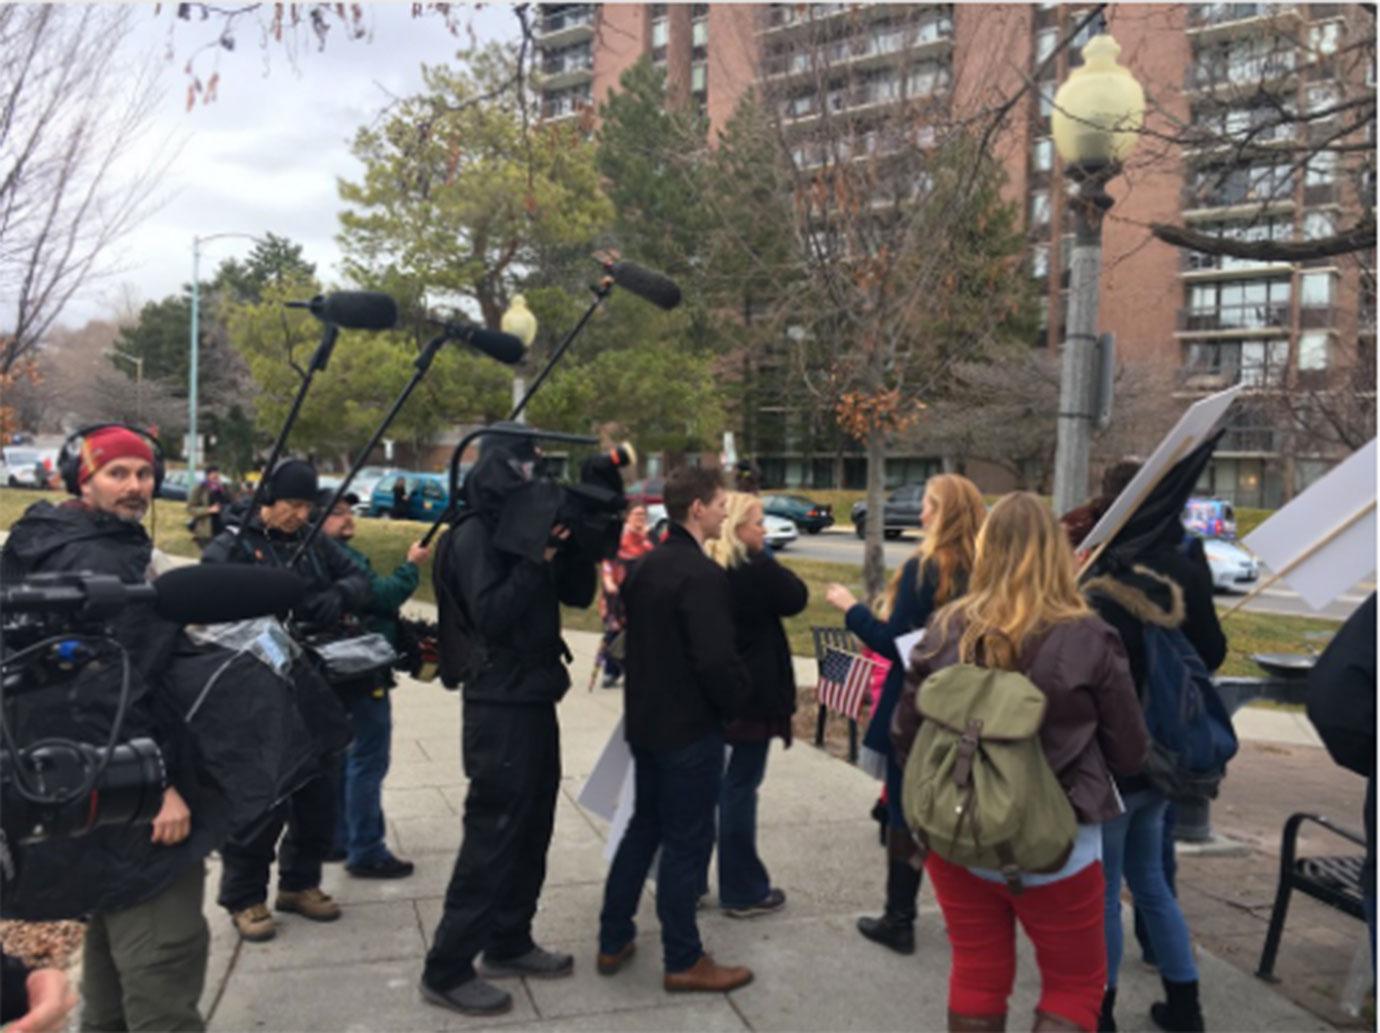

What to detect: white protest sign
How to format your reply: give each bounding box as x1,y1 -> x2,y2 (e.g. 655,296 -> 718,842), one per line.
1244,438 -> 1376,612
893,629 -> 926,673
1079,384 -> 1244,556
577,716 -> 632,823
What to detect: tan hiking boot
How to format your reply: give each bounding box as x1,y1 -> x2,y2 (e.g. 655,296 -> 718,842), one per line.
232,903 -> 276,942
663,954 -> 753,993
274,887 -> 341,922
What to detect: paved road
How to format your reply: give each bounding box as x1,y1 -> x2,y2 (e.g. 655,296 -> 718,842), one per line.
781,529 -> 1372,621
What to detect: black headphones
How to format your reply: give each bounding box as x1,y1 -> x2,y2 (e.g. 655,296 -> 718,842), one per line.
57,423 -> 167,496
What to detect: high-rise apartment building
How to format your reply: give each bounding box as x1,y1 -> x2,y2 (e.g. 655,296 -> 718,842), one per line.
533,3 -> 1375,507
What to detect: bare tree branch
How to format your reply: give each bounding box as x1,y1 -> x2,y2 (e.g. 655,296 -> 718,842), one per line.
1151,217 -> 1377,261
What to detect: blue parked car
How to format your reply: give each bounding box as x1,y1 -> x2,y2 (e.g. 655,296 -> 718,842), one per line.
368,472 -> 452,522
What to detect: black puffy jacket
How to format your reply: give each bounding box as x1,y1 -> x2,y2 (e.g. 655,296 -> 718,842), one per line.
435,442 -> 596,704
723,550 -> 808,742
1,500 -> 348,920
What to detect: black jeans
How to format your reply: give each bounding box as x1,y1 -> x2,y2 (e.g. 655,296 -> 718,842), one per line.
217,772 -> 336,912
423,701 -> 561,991
599,731 -> 724,972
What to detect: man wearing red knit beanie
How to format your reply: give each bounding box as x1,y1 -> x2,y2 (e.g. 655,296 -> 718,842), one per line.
1,426 -> 211,1031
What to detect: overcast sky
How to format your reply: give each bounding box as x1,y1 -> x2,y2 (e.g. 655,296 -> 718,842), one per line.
67,3 -> 519,326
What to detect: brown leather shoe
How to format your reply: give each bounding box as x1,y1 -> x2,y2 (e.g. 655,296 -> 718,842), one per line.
596,941 -> 636,976
275,887 -> 341,922
663,954 -> 753,993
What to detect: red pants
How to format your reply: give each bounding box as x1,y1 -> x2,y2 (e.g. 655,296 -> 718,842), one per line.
925,853 -> 1107,1031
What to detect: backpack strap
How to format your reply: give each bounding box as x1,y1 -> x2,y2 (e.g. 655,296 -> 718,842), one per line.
952,717 -> 984,789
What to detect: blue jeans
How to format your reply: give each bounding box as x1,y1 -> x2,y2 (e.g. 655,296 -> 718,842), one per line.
718,741 -> 772,908
599,732 -> 723,972
1103,791 -> 1198,987
333,691 -> 393,866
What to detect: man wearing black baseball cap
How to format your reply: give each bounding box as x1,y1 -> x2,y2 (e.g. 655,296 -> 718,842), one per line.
203,460 -> 369,942
318,490 -> 430,879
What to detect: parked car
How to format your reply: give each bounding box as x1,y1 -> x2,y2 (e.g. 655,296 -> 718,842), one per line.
349,466 -> 401,514
626,477 -> 665,507
762,493 -> 834,534
2,446 -> 45,488
1200,536 -> 1260,593
158,469 -> 194,501
851,482 -> 925,540
764,514 -> 798,550
1184,497 -> 1237,539
368,472 -> 451,522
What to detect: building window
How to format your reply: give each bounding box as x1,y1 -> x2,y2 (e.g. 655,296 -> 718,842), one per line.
1298,331 -> 1330,370
1307,83 -> 1340,117
1032,137 -> 1053,172
1303,210 -> 1337,240
1309,21 -> 1341,56
1035,27 -> 1058,64
692,17 -> 708,48
1301,272 -> 1334,307
1194,36 -> 1295,87
1187,278 -> 1291,330
1038,88 -> 1054,119
1031,244 -> 1050,279
906,60 -> 949,98
1030,190 -> 1050,227
1192,161 -> 1294,207
650,17 -> 668,49
691,62 -> 707,94
1183,217 -> 1289,270
1305,150 -> 1337,186
916,9 -> 952,44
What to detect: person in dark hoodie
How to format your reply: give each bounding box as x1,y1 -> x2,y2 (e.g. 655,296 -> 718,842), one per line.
1,426 -> 211,1031
1066,499 -> 1226,1033
421,431 -> 597,1018
202,458 -> 370,944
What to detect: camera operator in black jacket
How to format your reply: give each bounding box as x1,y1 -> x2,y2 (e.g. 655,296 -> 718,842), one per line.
1,426 -> 211,1031
202,459 -> 368,943
421,434 -> 596,1018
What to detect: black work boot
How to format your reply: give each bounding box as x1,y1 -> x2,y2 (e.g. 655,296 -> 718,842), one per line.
1098,987 -> 1117,1033
1150,978 -> 1204,1033
856,858 -> 921,955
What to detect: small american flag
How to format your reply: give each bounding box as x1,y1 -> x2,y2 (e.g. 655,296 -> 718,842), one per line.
817,647 -> 881,721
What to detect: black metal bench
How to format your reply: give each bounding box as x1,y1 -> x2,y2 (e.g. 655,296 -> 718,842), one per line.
1256,812 -> 1368,982
811,626 -> 865,763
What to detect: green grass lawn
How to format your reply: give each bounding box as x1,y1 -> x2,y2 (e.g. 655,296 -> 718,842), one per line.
0,488 -> 1321,676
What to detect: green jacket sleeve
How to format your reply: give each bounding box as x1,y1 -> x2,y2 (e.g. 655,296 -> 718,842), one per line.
365,559 -> 420,617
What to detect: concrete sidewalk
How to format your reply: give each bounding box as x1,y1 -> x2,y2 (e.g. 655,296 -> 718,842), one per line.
201,629 -> 1332,1032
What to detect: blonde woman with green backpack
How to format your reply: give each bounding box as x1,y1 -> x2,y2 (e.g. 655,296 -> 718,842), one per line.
891,493 -> 1149,1033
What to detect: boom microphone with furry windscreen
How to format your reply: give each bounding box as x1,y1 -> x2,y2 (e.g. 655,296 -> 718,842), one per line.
285,291 -> 399,331
421,316 -> 526,365
601,260 -> 682,311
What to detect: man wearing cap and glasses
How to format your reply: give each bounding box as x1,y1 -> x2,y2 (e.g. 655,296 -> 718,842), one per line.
317,490 -> 431,879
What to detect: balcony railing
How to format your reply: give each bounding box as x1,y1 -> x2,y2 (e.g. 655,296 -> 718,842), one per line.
541,52 -> 594,79
538,7 -> 595,38
1177,305 -> 1292,333
1188,3 -> 1277,27
1218,427 -> 1280,452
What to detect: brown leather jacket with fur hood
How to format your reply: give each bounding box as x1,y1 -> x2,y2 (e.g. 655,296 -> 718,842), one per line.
891,612 -> 1150,825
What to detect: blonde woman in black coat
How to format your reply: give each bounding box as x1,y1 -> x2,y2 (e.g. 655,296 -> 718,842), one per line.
707,492 -> 809,917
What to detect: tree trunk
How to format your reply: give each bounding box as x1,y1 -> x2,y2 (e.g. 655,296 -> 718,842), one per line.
863,426 -> 888,602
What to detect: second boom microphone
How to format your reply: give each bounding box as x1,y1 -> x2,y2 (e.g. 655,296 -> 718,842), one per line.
603,260 -> 682,311
425,318 -> 526,365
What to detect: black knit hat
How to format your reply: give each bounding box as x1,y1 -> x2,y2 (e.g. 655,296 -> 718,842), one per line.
267,459 -> 318,503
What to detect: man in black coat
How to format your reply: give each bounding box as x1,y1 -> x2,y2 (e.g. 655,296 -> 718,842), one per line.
421,435 -> 597,1017
596,466 -> 756,993
202,459 -> 368,943
1,426 -> 210,1031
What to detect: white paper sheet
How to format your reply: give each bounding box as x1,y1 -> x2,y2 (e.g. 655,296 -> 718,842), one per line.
1080,385 -> 1244,553
1244,438 -> 1377,611
576,716 -> 632,823
893,629 -> 926,672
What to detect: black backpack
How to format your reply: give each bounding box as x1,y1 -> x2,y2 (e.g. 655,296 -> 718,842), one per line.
432,522 -> 487,690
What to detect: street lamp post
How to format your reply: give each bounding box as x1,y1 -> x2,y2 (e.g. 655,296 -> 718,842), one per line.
189,232 -> 260,483
106,350 -> 145,423
1049,34 -> 1144,516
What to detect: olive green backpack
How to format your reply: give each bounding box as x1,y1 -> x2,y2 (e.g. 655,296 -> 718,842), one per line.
901,663 -> 1077,892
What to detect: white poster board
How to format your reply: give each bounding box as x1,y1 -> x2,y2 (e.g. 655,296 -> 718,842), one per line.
576,716 -> 632,824
1244,438 -> 1377,612
1079,384 -> 1245,555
